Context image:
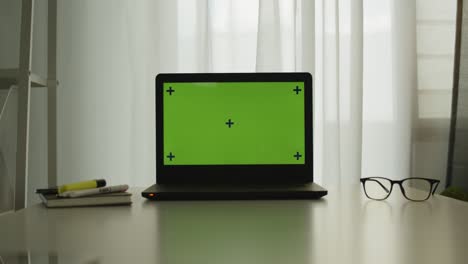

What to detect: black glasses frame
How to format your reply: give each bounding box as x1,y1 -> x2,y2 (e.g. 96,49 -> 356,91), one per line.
360,177 -> 440,201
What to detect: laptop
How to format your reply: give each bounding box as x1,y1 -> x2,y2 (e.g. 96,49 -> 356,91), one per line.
142,72 -> 327,200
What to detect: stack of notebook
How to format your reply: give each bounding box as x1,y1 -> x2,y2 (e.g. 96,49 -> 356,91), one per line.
36,179 -> 132,208
39,192 -> 132,208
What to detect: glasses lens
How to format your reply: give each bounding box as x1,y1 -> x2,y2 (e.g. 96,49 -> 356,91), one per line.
402,179 -> 432,201
364,178 -> 392,200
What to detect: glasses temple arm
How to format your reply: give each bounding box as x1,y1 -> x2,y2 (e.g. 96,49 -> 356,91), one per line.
431,182 -> 440,195
366,179 -> 391,193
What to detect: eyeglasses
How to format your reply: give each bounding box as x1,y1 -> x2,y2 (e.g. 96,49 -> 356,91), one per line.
360,177 -> 440,201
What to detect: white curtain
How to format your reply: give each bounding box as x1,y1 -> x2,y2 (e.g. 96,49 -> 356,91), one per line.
57,0 -> 453,188
317,0 -> 417,185
58,0 -> 315,186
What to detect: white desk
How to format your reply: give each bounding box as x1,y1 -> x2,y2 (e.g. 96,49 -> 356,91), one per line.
0,185 -> 468,264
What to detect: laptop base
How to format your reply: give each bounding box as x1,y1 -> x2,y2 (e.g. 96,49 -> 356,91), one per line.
142,183 -> 327,200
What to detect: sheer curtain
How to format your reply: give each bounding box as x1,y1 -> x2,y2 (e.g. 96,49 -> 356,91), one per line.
58,0 -> 315,186
317,0 -> 417,185
57,0 -> 453,188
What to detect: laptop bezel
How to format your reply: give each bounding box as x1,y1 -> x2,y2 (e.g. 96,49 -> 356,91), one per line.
155,72 -> 313,184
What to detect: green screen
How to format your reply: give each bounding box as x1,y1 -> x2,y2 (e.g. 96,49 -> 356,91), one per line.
163,82 -> 305,165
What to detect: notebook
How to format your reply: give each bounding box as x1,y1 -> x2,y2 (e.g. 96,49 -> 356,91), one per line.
39,192 -> 132,208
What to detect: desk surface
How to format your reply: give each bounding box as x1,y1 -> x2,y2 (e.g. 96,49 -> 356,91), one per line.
0,185 -> 468,264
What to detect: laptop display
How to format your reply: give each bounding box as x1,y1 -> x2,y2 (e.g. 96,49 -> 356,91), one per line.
156,73 -> 312,184
163,82 -> 305,165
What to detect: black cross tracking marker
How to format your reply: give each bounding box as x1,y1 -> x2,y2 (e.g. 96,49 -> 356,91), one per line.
166,87 -> 175,95
167,152 -> 175,161
294,152 -> 302,160
293,86 -> 302,95
226,119 -> 234,128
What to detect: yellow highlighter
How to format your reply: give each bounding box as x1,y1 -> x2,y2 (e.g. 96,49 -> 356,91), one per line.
58,179 -> 106,194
